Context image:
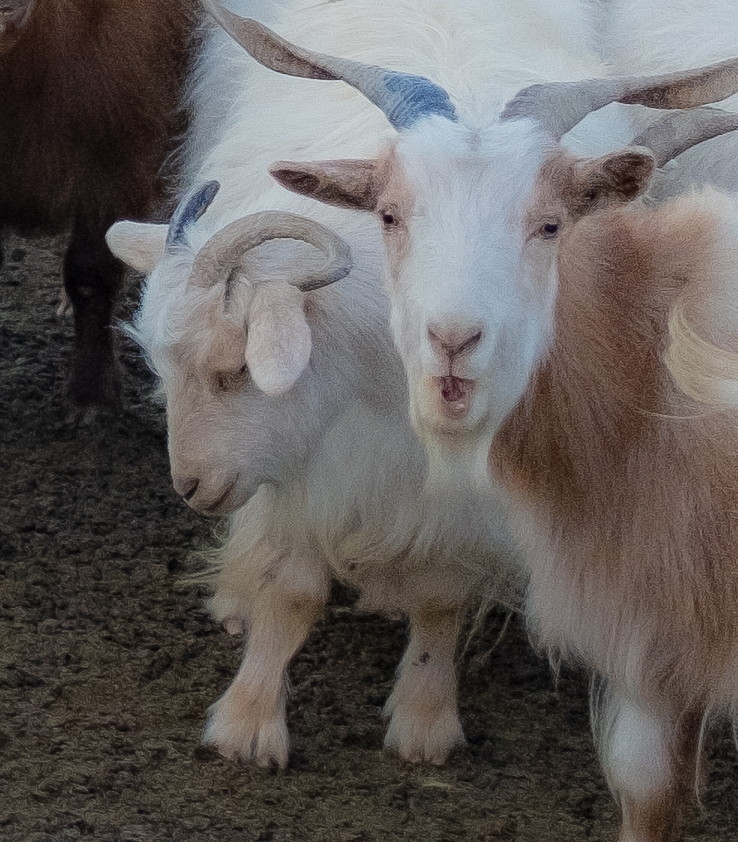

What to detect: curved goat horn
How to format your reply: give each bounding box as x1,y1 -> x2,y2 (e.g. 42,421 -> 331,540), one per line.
201,0 -> 456,130
189,210 -> 353,292
501,56 -> 738,139
630,106 -> 738,168
166,180 -> 220,248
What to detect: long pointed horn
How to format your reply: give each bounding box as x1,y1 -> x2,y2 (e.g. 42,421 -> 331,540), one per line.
501,56 -> 738,139
630,107 -> 738,168
190,210 -> 353,292
201,0 -> 456,130
166,181 -> 220,249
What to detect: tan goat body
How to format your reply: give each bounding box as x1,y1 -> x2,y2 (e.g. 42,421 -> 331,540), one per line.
492,187 -> 738,842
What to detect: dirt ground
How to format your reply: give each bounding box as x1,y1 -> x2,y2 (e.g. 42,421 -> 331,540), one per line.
1,233 -> 737,842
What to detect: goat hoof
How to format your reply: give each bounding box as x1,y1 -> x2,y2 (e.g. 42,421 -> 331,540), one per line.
384,706 -> 465,765
203,685 -> 289,769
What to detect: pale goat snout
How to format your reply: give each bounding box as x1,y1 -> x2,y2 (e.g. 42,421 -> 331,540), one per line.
427,323 -> 484,363
172,474 -> 239,512
170,449 -> 242,514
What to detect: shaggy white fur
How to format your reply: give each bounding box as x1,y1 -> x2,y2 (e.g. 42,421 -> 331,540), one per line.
132,0 -> 630,771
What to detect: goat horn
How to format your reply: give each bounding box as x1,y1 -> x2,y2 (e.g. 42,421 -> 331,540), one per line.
166,180 -> 220,248
629,106 -> 738,168
200,0 -> 456,130
501,56 -> 738,139
189,210 -> 353,292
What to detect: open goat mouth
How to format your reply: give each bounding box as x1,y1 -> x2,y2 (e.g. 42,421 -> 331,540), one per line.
437,375 -> 475,419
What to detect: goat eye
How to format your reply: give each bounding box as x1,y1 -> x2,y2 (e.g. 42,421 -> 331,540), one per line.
213,364 -> 249,394
380,209 -> 400,229
537,221 -> 560,240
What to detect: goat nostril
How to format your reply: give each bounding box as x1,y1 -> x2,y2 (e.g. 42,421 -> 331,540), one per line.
460,330 -> 483,354
174,476 -> 199,501
427,326 -> 483,359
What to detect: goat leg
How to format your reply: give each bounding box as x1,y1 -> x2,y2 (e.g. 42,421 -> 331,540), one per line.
596,687 -> 702,842
203,552 -> 329,768
63,214 -> 124,406
383,602 -> 465,764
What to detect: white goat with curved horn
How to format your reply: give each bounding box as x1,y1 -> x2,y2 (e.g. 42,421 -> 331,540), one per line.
128,0 -> 628,769
105,0 -> 529,766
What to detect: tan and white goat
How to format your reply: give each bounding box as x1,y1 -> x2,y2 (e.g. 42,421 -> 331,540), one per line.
489,177 -> 738,841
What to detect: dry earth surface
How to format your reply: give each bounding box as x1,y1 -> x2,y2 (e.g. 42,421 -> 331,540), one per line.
1,233 -> 737,841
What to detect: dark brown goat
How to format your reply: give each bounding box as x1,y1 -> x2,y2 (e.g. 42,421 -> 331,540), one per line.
0,0 -> 196,405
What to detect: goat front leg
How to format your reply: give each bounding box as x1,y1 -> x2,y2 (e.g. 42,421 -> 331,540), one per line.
597,688 -> 702,842
63,214 -> 124,406
384,602 -> 465,764
203,555 -> 329,768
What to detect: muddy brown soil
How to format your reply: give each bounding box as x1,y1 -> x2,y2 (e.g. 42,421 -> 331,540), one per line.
1,234 -> 737,841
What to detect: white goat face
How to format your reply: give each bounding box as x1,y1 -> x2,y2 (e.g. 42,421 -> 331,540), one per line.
107,222 -> 354,516
156,277 -> 319,515
381,120 -> 558,440
272,117 -> 655,445
273,119 -> 558,441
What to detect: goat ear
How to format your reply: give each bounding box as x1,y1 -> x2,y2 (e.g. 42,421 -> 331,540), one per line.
270,160 -> 380,210
105,221 -> 168,274
574,149 -> 655,215
245,282 -> 312,396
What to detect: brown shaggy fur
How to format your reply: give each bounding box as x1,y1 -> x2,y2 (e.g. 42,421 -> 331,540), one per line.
0,0 -> 197,405
491,194 -> 738,838
493,197 -> 738,708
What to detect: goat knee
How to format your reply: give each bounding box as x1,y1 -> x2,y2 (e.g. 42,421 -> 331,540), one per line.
598,691 -> 699,842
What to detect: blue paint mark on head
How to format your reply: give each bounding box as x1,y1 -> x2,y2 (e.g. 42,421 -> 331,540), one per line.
383,71 -> 457,130
167,181 -> 221,248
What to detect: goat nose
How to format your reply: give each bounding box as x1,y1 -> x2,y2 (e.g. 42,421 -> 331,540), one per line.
173,476 -> 200,501
427,324 -> 483,359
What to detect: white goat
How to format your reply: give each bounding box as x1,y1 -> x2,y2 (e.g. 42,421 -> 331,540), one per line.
104,0 -> 523,769
198,6 -> 738,836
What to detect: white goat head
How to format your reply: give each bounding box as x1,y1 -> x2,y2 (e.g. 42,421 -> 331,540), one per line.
203,0 -> 738,449
107,182 -> 356,515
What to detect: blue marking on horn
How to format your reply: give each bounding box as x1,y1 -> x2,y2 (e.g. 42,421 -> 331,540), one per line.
382,71 -> 457,129
166,180 -> 221,248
